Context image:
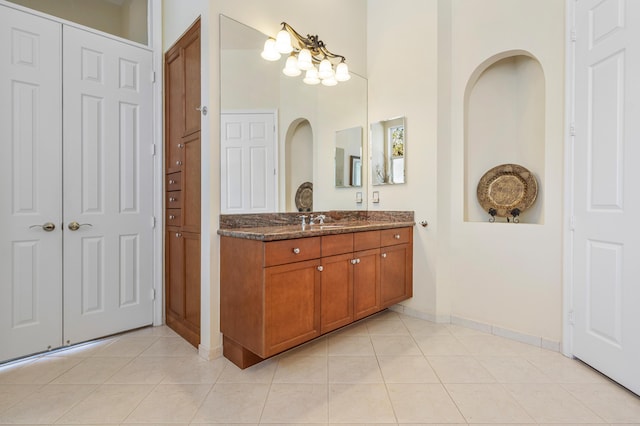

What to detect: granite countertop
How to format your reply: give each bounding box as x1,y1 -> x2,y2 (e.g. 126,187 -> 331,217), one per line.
217,210 -> 415,241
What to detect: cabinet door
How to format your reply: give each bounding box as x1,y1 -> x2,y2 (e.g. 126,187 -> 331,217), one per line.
380,243 -> 411,308
164,47 -> 184,174
166,230 -> 185,322
354,248 -> 381,320
182,133 -> 201,233
321,253 -> 354,334
265,259 -> 320,356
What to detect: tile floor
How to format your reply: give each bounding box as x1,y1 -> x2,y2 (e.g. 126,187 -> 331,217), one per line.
1,310 -> 639,425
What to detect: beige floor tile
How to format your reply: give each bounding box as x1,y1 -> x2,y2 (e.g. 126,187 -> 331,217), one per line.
377,356 -> 439,383
273,355 -> 328,383
124,325 -> 180,338
336,321 -> 370,336
428,356 -> 495,383
0,384 -> 42,413
505,383 -> 605,423
477,355 -> 550,383
387,383 -> 465,423
370,310 -> 400,321
527,354 -> 611,384
0,356 -> 82,384
366,318 -> 410,335
563,382 -> 640,423
138,336 -> 198,357
445,383 -> 535,423
52,356 -> 131,384
55,383 -> 153,424
216,357 -> 278,383
106,357 -> 181,384
190,383 -> 269,424
328,335 -> 375,356
371,335 -> 421,356
260,383 -> 328,423
400,316 -> 452,337
456,334 -> 519,356
123,383 -> 211,423
447,324 -> 491,337
49,338 -> 117,358
414,335 -> 470,356
0,384 -> 95,424
161,355 -> 227,384
328,356 -> 383,383
328,383 -> 396,423
91,336 -> 159,357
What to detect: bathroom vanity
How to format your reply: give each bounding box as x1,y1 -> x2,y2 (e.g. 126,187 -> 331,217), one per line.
218,211 -> 414,368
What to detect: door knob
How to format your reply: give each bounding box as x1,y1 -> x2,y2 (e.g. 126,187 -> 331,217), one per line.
68,221 -> 92,231
30,222 -> 56,232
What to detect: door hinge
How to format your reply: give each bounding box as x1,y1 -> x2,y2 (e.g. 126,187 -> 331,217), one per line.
570,216 -> 576,231
151,288 -> 156,300
570,28 -> 576,42
151,216 -> 157,228
568,309 -> 575,325
151,144 -> 157,156
570,122 -> 576,136
151,71 -> 156,83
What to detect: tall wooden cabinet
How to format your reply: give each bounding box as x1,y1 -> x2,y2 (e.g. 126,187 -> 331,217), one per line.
164,19 -> 201,347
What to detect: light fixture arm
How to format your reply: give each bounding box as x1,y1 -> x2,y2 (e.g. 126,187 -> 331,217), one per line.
280,22 -> 346,64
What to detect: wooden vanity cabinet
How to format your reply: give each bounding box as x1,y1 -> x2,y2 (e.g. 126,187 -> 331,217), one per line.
380,228 -> 413,308
220,226 -> 413,369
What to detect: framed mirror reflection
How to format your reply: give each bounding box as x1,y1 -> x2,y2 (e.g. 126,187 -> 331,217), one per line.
335,127 -> 362,188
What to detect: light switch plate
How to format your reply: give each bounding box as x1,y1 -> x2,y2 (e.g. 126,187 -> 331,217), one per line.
372,191 -> 380,203
356,192 -> 363,203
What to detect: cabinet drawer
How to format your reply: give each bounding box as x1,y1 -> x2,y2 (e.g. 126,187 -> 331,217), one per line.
166,209 -> 181,227
354,230 -> 381,251
381,227 -> 411,246
166,191 -> 182,208
166,172 -> 181,191
265,237 -> 321,267
321,233 -> 353,257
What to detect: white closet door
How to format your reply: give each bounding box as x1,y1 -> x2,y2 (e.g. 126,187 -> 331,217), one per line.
62,26 -> 154,344
572,0 -> 640,394
0,6 -> 63,361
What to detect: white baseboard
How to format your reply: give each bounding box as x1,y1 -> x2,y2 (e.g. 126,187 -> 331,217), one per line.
390,304 -> 561,353
198,343 -> 223,360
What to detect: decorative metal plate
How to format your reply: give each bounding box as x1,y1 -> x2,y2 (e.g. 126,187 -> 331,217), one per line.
295,181 -> 313,212
477,164 -> 538,217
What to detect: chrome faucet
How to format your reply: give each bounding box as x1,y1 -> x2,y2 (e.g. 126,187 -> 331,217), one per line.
309,214 -> 326,225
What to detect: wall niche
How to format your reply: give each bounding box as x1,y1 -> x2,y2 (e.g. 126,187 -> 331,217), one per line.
464,53 -> 545,224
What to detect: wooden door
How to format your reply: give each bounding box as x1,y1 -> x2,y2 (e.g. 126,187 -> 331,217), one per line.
265,260 -> 321,356
320,253 -> 354,334
571,0 -> 640,394
0,6 -> 63,361
164,18 -> 201,346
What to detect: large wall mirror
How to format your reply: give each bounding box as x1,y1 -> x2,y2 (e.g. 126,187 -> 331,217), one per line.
220,15 -> 368,213
371,117 -> 406,185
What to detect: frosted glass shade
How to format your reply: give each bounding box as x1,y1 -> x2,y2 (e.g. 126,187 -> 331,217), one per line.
303,68 -> 320,85
335,62 -> 351,82
282,55 -> 301,76
321,76 -> 338,86
297,48 -> 313,70
275,29 -> 293,54
318,59 -> 333,79
260,38 -> 281,61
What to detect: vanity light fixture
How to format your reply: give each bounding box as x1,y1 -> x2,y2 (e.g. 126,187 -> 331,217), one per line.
261,22 -> 351,86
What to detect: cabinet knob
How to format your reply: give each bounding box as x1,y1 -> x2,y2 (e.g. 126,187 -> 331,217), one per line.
382,253 -> 387,258
351,259 -> 357,265
176,160 -> 182,166
175,232 -> 182,238
317,266 -> 323,272
169,215 -> 176,220
292,247 -> 300,254
178,143 -> 185,149
169,179 -> 176,184
356,258 -> 361,264
169,197 -> 176,202
395,234 -> 401,239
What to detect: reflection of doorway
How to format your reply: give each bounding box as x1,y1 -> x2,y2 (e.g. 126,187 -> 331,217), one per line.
221,111 -> 277,213
285,119 -> 313,212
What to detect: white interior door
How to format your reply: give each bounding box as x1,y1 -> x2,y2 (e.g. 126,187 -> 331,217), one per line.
62,26 -> 155,344
572,0 -> 640,394
0,6 -> 63,361
221,112 -> 276,213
